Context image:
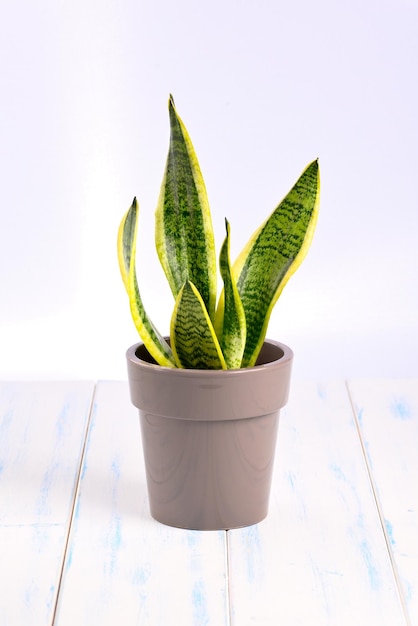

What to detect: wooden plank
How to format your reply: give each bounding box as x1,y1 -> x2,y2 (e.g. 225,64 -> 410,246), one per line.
0,381 -> 95,626
55,381 -> 229,626
0,525 -> 65,626
348,379 -> 418,625
0,381 -> 95,524
228,380 -> 406,625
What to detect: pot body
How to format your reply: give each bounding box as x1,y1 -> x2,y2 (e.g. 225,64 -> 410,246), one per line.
126,339 -> 293,530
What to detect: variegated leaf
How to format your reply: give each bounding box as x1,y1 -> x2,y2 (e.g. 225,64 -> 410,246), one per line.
215,220 -> 246,369
117,198 -> 175,367
171,281 -> 227,370
234,159 -> 320,367
155,95 -> 217,320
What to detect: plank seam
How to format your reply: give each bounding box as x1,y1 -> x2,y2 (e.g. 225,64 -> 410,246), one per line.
226,531 -> 233,626
345,380 -> 412,626
49,381 -> 98,626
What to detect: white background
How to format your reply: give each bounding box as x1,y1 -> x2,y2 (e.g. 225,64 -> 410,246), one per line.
1,0 -> 417,380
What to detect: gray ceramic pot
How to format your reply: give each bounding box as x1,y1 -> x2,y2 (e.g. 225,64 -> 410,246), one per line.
126,338 -> 293,530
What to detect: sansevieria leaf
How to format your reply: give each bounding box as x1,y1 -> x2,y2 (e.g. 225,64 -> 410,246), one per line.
155,95 -> 217,320
117,198 -> 175,367
215,219 -> 246,369
171,280 -> 227,370
234,159 -> 320,367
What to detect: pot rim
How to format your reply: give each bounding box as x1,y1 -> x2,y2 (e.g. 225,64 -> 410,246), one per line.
126,337 -> 293,378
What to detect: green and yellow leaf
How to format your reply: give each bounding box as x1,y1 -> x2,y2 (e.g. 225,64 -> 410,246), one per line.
117,198 -> 175,367
234,159 -> 320,367
171,280 -> 227,370
155,95 -> 217,320
215,219 -> 246,369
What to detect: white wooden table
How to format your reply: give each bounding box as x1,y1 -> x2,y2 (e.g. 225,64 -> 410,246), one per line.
1,379 -> 417,625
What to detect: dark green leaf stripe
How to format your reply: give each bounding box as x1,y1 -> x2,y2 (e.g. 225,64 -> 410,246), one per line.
155,96 -> 217,321
117,198 -> 175,367
217,220 -> 246,369
171,281 -> 226,369
235,160 -> 320,367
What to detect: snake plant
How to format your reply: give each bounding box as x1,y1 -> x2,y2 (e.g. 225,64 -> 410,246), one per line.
118,95 -> 320,369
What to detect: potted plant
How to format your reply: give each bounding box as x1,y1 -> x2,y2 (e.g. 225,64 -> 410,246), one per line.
118,95 -> 320,530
